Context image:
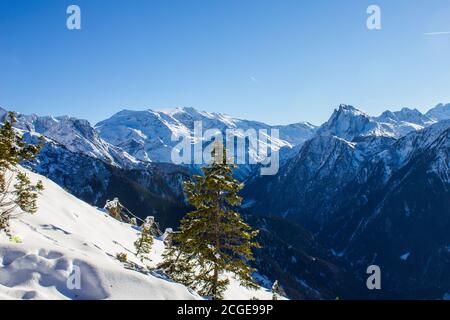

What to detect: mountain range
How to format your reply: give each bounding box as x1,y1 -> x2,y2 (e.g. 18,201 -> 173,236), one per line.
244,104 -> 450,299
1,102 -> 449,299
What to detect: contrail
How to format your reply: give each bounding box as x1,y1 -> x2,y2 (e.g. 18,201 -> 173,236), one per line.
424,31 -> 450,35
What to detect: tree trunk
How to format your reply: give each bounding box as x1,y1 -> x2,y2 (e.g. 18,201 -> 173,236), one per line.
211,202 -> 221,300
212,264 -> 219,300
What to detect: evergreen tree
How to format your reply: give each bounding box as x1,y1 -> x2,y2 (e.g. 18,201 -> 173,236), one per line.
161,143 -> 261,299
14,172 -> 39,213
134,219 -> 154,263
160,242 -> 197,289
0,112 -> 43,237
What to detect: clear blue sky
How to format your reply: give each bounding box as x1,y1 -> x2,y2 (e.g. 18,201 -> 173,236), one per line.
1,0 -> 450,125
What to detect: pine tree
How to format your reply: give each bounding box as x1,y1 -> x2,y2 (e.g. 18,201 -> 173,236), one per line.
134,219 -> 154,263
14,172 -> 38,213
160,242 -> 197,289
0,112 -> 43,237
161,143 -> 261,299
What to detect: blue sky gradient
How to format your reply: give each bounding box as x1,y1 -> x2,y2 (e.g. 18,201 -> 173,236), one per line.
1,0 -> 450,125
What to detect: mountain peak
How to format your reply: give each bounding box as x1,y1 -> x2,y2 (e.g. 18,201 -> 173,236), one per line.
154,106 -> 194,116
426,103 -> 450,121
400,107 -> 419,112
334,104 -> 368,118
338,104 -> 358,112
398,107 -> 425,117
317,105 -> 373,141
0,106 -> 7,121
10,111 -> 139,168
377,107 -> 434,126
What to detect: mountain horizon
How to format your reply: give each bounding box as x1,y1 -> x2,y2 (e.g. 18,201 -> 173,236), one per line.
1,101 -> 448,130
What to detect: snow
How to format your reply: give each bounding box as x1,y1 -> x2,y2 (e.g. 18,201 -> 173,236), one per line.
4,103 -> 447,176
404,203 -> 411,217
0,168 -> 278,300
156,107 -> 186,116
95,106 -> 316,167
241,199 -> 256,209
8,111 -> 139,169
318,104 -> 443,142
364,120 -> 450,186
426,103 -> 450,121
330,249 -> 344,258
400,252 -> 410,261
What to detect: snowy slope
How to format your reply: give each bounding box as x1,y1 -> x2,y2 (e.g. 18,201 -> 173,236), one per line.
0,168 -> 276,300
95,107 -> 317,163
317,105 -> 437,141
426,103 -> 450,121
0,108 -> 139,169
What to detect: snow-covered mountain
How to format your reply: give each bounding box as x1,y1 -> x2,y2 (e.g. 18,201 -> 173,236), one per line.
243,109 -> 450,299
22,136 -> 191,228
377,107 -> 435,126
320,121 -> 450,299
95,107 -> 317,164
244,104 -> 450,225
0,108 -> 194,228
4,103 -> 446,174
0,168 -> 278,300
3,103 -> 448,171
0,108 -> 139,169
426,103 -> 450,121
317,104 -> 438,141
